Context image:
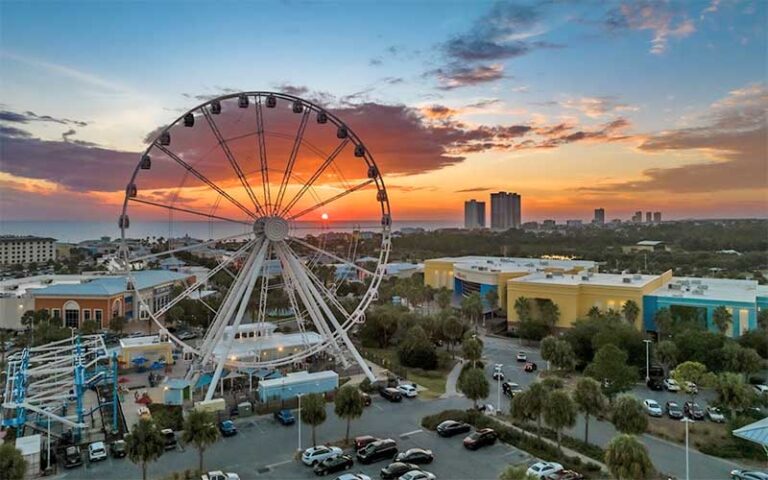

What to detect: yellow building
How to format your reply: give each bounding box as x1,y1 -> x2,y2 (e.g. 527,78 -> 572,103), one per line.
424,256 -> 597,312
506,270 -> 673,330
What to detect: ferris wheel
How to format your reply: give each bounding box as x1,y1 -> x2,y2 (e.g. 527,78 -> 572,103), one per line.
119,91 -> 391,400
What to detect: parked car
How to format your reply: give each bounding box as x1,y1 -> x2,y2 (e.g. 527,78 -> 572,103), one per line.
397,384 -> 418,398
302,446 -> 343,466
356,438 -> 398,464
177,331 -> 197,340
88,442 -> 108,462
684,381 -> 698,395
730,470 -> 768,480
491,366 -> 505,381
399,471 -> 436,480
380,462 -> 420,480
643,399 -> 663,417
436,420 -> 471,437
335,474 -> 371,480
64,446 -> 83,468
706,406 -> 726,423
394,448 -> 433,464
545,470 -> 584,480
161,429 -> 177,450
684,401 -> 705,420
361,392 -> 372,406
753,384 -> 768,396
380,388 -> 403,402
516,351 -> 527,362
354,435 -> 379,450
526,462 -> 564,479
274,409 -> 296,425
663,378 -> 681,392
110,440 -> 127,458
666,401 -> 684,419
462,428 -> 497,450
201,472 -> 240,480
219,420 -> 238,437
502,382 -> 523,398
313,454 -> 354,476
524,362 -> 538,372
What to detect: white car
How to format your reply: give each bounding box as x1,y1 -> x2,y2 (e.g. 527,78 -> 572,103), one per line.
87,441 -> 108,462
516,352 -> 527,362
684,381 -> 698,394
526,461 -> 563,479
399,470 -> 436,480
335,475 -> 372,480
663,378 -> 680,392
201,472 -> 240,480
301,445 -> 343,466
643,399 -> 663,417
753,384 -> 768,396
397,384 -> 418,398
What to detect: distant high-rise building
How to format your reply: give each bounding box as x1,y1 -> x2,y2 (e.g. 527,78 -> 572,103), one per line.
490,192 -> 522,229
653,211 -> 662,223
566,219 -> 583,228
632,211 -> 643,223
542,219 -> 557,228
593,208 -> 605,225
464,200 -> 486,229
646,212 -> 652,223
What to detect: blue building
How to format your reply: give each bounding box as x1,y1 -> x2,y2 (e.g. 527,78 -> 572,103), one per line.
257,370 -> 338,403
643,277 -> 768,337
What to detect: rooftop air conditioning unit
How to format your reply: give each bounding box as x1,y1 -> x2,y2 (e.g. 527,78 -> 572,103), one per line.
581,275 -> 590,281
633,274 -> 642,280
692,288 -> 704,295
545,273 -> 553,279
700,285 -> 709,290
622,277 -> 632,284
691,279 -> 701,285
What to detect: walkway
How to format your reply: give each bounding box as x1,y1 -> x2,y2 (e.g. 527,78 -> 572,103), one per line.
441,357 -> 465,398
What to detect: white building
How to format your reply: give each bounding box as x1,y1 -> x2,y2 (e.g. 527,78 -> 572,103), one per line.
0,236 -> 57,266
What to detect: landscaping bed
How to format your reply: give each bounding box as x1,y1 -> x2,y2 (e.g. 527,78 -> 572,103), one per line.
362,347 -> 455,399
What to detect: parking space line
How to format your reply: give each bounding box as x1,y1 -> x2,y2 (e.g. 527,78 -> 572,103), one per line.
400,429 -> 423,437
265,459 -> 293,469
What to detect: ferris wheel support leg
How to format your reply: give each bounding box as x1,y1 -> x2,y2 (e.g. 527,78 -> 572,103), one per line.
204,241 -> 269,401
281,245 -> 376,382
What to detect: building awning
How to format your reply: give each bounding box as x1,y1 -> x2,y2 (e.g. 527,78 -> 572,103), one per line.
733,416 -> 768,447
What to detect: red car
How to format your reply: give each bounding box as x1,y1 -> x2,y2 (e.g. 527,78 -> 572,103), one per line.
354,435 -> 379,450
524,362 -> 538,372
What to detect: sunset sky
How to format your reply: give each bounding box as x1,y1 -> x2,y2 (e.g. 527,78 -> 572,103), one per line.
1,0 -> 766,224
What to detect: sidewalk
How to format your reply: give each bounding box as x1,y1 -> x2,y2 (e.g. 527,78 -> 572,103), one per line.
441,357 -> 465,398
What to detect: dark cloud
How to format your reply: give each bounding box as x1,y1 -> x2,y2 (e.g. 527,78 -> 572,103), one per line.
0,126 -> 32,138
369,57 -> 383,66
602,1 -> 695,54
455,186 -> 494,193
580,84 -> 767,193
62,129 -> 76,141
429,64 -> 505,90
0,109 -> 88,127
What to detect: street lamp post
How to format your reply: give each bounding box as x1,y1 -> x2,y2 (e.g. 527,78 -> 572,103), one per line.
496,364 -> 503,412
681,417 -> 694,480
297,393 -> 303,453
643,339 -> 652,382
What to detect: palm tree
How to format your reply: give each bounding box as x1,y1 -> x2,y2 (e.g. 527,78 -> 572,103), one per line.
0,443 -> 26,480
126,418 -> 165,480
436,288 -> 451,311
540,300 -> 560,328
334,386 -> 364,445
655,340 -> 677,374
514,297 -> 531,322
587,306 -> 602,320
573,377 -> 606,443
457,367 -> 489,408
461,337 -> 483,368
181,409 -> 219,471
525,382 -> 549,439
543,390 -> 577,454
605,434 -> 654,480
712,305 -> 731,335
621,300 -> 640,326
301,392 -> 327,446
484,289 -> 499,314
611,395 -> 648,435
461,293 -> 483,329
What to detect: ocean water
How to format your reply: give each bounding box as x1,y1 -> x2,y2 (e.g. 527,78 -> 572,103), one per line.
0,220 -> 460,243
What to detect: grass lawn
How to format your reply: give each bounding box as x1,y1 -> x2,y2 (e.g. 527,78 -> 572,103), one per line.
362,347 -> 456,400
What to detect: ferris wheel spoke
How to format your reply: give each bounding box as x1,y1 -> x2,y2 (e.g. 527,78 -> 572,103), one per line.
279,262 -> 312,350
154,144 -> 257,220
129,197 -> 253,226
287,179 -> 375,221
288,236 -> 375,277
201,107 -> 266,216
254,97 -> 272,211
274,108 -> 310,215
128,231 -> 254,263
279,138 -> 350,217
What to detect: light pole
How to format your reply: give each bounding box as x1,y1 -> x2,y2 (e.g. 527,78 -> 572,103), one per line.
496,364 -> 503,412
297,393 -> 303,453
643,339 -> 652,383
681,417 -> 694,480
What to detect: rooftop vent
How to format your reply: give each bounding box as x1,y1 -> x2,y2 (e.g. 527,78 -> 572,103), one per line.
633,274 -> 642,280
545,273 -> 553,279
622,277 -> 632,284
581,275 -> 590,281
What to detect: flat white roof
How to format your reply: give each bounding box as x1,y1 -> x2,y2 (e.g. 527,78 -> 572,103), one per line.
511,271 -> 660,288
119,335 -> 172,348
259,369 -> 338,388
649,277 -> 762,303
435,256 -> 596,274
15,435 -> 41,455
214,331 -> 323,358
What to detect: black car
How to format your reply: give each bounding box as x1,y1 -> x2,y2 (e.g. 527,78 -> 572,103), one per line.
380,462 -> 421,480
312,454 -> 354,476
394,448 -> 434,464
463,428 -> 497,450
110,440 -> 127,458
666,401 -> 684,419
380,387 -> 402,403
63,446 -> 83,468
161,429 -> 177,450
684,401 -> 705,420
436,420 -> 471,437
357,438 -> 398,464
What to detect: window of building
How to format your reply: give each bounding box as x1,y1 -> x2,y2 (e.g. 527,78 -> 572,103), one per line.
83,309 -> 92,323
64,308 -> 79,329
94,309 -> 103,324
52,308 -> 61,319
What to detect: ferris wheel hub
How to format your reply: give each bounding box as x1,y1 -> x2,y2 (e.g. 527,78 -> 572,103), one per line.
256,215 -> 289,241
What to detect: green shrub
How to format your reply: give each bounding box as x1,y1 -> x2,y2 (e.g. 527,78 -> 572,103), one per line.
147,404 -> 183,431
